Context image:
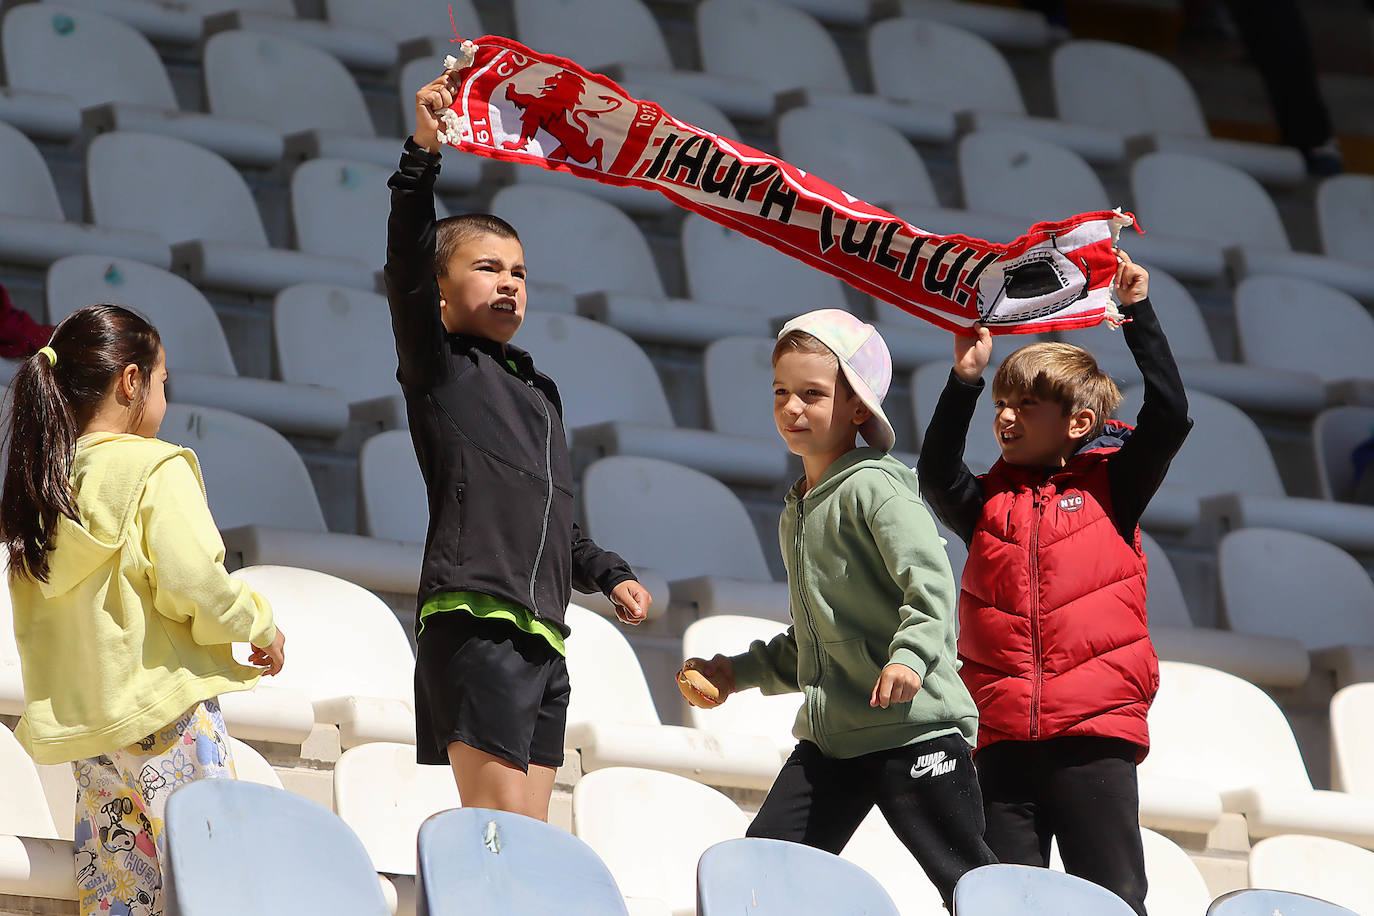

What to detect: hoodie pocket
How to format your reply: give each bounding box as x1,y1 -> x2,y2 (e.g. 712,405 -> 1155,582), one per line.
818,636 -> 908,736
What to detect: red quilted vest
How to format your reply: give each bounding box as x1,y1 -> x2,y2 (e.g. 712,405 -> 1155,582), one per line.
958,442 -> 1159,761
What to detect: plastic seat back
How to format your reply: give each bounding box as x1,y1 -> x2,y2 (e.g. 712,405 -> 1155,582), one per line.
682,213 -> 848,313
698,838 -> 899,915
1048,827 -> 1212,916
358,431 -> 427,543
1140,661 -> 1314,794
515,313 -> 674,429
958,130 -> 1110,224
697,0 -> 849,93
573,767 -> 749,913
159,403 -> 325,530
1247,834 -> 1374,916
565,604 -> 663,728
776,106 -> 937,207
911,360 -> 1002,474
581,456 -> 773,582
1332,683 -> 1374,797
334,742 -> 461,876
1124,385 -> 1285,498
0,120 -> 64,219
273,283 -> 397,403
1219,528 -> 1374,651
1052,40 -> 1208,136
1235,275 -> 1374,384
839,811 -> 945,916
703,336 -> 780,438
0,722 -> 59,838
1316,174 -> 1374,266
681,615 -> 800,750
87,132 -> 268,246
954,863 -> 1136,914
490,185 -> 664,297
292,159 -> 448,265
1056,265 -> 1216,361
1209,889 -> 1359,916
326,0 -> 480,43
1139,530 -> 1193,629
1312,406 -> 1374,502
163,780 -> 390,916
1131,152 -> 1289,249
204,30 -> 373,135
419,807 -> 628,914
46,255 -> 237,375
514,0 -> 670,70
869,18 -> 1024,115
3,4 -> 175,108
230,565 -> 414,705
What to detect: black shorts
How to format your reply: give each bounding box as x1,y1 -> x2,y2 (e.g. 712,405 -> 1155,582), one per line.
413,610 -> 570,771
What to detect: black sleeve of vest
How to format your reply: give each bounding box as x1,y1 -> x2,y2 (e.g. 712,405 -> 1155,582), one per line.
384,138 -> 449,391
1107,296 -> 1194,540
917,369 -> 987,547
569,521 -> 636,597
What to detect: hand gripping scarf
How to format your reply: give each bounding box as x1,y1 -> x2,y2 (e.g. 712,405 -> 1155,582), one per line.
437,36 -> 1135,334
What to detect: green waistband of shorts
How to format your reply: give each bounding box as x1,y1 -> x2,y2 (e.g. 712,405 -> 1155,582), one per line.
419,591 -> 566,656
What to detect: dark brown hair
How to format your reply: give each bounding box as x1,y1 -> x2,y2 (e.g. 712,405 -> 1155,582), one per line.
993,341 -> 1122,440
433,213 -> 521,279
1,304 -> 162,581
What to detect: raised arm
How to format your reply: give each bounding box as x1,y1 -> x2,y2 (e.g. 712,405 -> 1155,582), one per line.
917,327 -> 990,545
384,73 -> 461,391
1106,251 -> 1193,538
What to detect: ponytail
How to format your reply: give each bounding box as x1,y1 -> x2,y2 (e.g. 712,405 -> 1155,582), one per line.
1,304 -> 161,582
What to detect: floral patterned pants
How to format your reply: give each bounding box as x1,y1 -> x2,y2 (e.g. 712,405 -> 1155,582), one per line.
71,699 -> 236,916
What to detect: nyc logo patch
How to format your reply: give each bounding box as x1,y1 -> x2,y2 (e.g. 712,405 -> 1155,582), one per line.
1058,492 -> 1084,513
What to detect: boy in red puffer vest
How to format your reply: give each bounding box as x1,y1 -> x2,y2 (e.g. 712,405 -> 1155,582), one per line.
917,249 -> 1191,915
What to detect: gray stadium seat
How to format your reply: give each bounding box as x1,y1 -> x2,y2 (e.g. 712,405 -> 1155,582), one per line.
698,0 -> 955,140
877,0 -> 1053,48
0,6 -> 82,140
159,403 -> 421,594
47,256 -> 348,437
85,131 -> 374,294
866,18 -> 1125,163
518,313 -> 789,486
1246,835 -> 1374,914
697,838 -> 900,915
1219,528 -> 1374,688
163,780 -> 391,915
1312,406 -> 1374,502
953,863 -> 1137,915
1316,174 -> 1374,295
0,121 -> 168,270
1132,152 -> 1374,302
1209,889 -> 1359,916
775,106 -> 938,210
1053,40 -> 1306,186
325,0 -> 481,52
581,456 -> 789,619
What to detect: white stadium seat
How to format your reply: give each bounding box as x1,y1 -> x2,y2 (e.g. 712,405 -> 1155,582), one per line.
1316,174 -> 1374,294
1049,827 -> 1212,916
1132,152 -> 1374,302
1141,662 -> 1374,847
1219,528 -> 1374,688
325,0 -> 481,51
839,811 -> 946,916
231,566 -> 416,748
910,360 -> 1003,475
698,0 -> 955,140
564,605 -> 782,789
159,404 -> 421,594
1248,835 -> 1374,915
775,105 -> 939,211
1332,683 -> 1374,798
880,0 -> 1053,49
572,767 -> 749,916
47,256 -> 348,438
0,121 -> 168,270
85,131 -> 374,295
1052,40 -> 1305,186
867,19 -> 1125,163
582,456 -> 789,619
1312,406 -> 1374,502
520,312 -> 789,486
357,430 -> 427,545
333,742 -> 461,875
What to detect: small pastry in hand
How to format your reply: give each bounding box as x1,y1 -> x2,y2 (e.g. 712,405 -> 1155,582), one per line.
676,661 -> 724,709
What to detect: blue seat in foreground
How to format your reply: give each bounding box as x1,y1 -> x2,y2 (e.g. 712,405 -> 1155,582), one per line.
697,837 -> 899,916
416,808 -> 629,915
163,779 -> 389,916
952,863 -> 1136,915
1207,889 -> 1360,916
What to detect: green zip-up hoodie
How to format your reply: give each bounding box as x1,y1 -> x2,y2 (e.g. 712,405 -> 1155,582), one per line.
730,448 -> 978,759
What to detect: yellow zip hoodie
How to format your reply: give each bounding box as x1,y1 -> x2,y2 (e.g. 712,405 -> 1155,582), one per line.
9,432 -> 276,764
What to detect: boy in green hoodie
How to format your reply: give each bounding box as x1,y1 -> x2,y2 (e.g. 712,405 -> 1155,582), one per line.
685,309 -> 995,906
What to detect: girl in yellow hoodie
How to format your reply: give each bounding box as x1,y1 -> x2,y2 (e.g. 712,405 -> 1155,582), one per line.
0,304 -> 286,916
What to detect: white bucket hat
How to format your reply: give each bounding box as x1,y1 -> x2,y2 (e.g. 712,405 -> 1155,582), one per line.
777,309 -> 895,452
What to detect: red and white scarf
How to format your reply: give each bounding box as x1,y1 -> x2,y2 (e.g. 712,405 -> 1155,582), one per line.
438,36 -> 1134,333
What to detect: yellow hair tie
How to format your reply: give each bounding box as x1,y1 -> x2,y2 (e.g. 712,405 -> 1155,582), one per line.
38,346 -> 56,367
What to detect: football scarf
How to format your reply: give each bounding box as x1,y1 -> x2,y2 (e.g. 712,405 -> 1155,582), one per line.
437,36 -> 1135,333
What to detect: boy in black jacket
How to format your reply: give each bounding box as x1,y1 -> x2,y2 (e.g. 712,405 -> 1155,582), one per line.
386,70 -> 654,820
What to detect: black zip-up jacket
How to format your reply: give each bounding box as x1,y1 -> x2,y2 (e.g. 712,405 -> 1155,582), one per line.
384,138 -> 635,633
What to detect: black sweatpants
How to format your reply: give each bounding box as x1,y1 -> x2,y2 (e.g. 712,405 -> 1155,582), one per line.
747,732 -> 996,907
976,736 -> 1148,916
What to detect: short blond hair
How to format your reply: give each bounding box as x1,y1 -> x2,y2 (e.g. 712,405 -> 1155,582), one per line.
993,342 -> 1122,440
772,330 -> 855,398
